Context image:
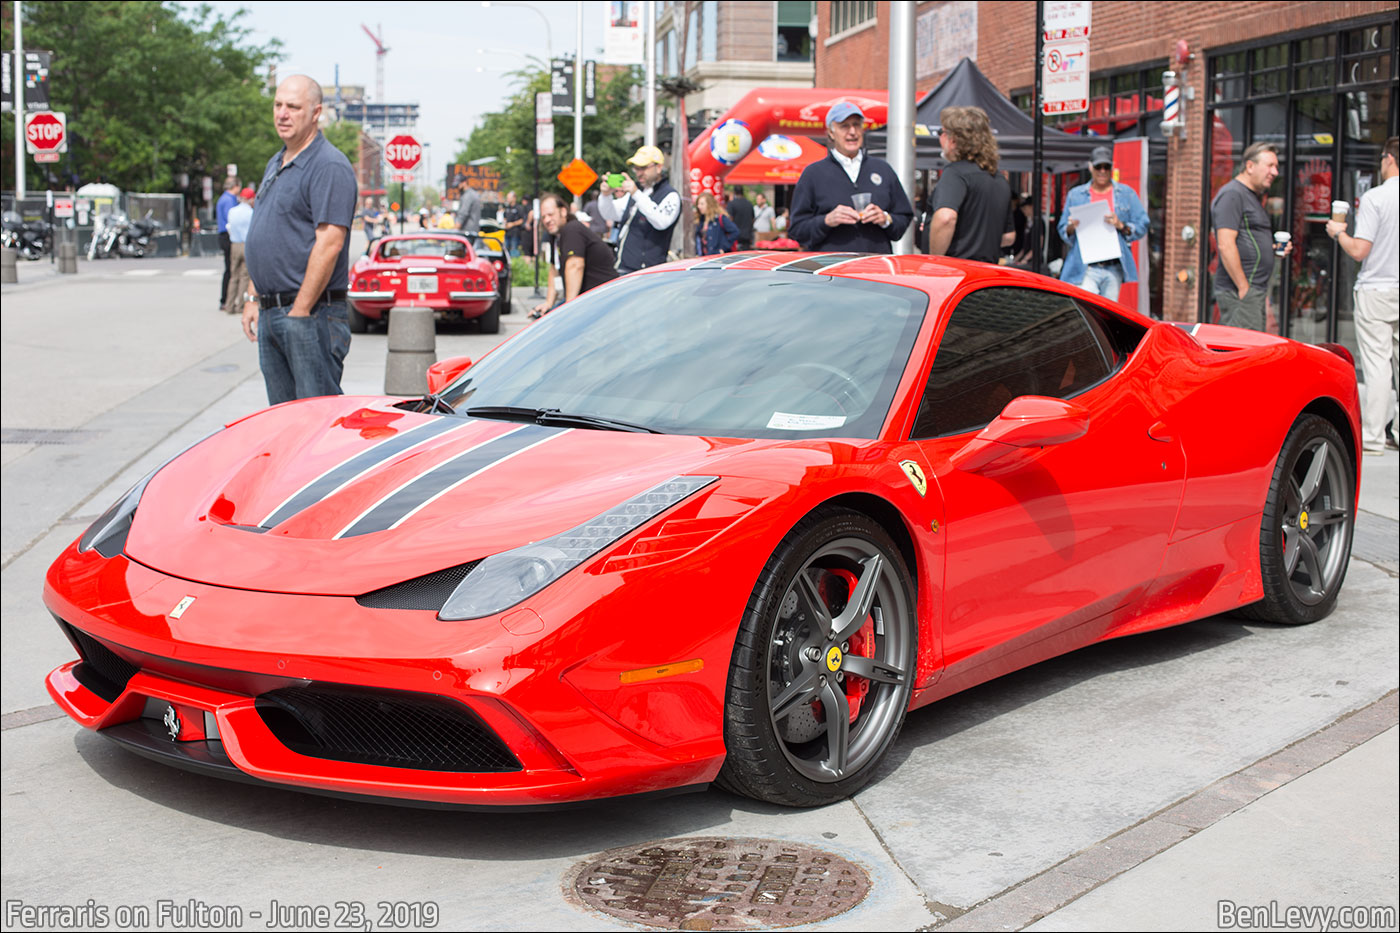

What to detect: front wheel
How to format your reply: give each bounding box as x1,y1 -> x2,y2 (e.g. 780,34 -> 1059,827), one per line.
718,508 -> 917,807
1246,414 -> 1355,624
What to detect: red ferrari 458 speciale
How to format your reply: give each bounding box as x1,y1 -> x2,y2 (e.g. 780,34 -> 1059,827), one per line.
45,252 -> 1361,809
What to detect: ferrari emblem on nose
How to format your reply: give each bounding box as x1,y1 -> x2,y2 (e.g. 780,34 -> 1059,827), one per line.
163,705 -> 181,741
899,460 -> 927,497
170,596 -> 195,619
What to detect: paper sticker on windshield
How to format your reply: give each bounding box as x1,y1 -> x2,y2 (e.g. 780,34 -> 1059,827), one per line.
767,412 -> 847,430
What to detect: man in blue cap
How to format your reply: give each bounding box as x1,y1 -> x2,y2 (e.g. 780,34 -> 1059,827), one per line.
789,101 -> 912,253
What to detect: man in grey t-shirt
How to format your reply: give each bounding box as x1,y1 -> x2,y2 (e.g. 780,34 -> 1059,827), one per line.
1211,141 -> 1290,331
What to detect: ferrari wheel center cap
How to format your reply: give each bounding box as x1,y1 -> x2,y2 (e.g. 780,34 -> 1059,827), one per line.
1299,510 -> 1309,530
825,646 -> 843,672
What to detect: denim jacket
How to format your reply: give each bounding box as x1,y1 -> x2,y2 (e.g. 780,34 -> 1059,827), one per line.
1057,181 -> 1149,285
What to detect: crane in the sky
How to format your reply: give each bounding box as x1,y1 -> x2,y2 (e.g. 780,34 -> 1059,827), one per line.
361,23 -> 388,103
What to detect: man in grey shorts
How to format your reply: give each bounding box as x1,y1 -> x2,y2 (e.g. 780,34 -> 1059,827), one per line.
242,74 -> 358,404
1211,141 -> 1291,331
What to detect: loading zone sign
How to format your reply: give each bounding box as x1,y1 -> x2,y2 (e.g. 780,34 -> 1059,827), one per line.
1043,39 -> 1089,114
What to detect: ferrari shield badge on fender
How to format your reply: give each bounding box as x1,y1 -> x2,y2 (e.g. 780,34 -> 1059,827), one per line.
170,596 -> 196,619
898,460 -> 927,497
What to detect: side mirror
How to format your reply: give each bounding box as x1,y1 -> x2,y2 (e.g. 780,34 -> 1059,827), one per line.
425,356 -> 472,396
950,396 -> 1090,472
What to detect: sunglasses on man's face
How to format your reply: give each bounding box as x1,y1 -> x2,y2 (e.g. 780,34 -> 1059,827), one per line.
1092,164 -> 1112,170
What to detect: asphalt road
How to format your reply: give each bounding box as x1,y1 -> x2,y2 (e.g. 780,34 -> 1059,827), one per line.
2,247 -> 1396,932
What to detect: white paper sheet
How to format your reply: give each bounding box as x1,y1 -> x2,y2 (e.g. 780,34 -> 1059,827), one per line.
1068,199 -> 1120,265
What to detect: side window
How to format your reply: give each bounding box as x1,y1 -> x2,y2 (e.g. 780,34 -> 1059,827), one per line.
912,287 -> 1113,438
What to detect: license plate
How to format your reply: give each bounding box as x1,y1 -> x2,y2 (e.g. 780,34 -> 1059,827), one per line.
407,275 -> 438,294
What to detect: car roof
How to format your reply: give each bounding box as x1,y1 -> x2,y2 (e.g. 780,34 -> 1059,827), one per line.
654,251 -> 1156,329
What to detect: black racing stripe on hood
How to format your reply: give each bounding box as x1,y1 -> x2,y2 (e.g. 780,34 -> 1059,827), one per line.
259,418 -> 470,529
335,424 -> 564,539
772,253 -> 866,273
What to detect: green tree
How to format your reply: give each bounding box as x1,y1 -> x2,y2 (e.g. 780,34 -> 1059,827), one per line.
1,1 -> 281,193
454,65 -> 643,200
322,121 -> 362,166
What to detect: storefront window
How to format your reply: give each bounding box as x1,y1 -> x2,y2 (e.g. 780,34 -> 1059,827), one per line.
1287,94 -> 1336,345
1202,16 -> 1397,342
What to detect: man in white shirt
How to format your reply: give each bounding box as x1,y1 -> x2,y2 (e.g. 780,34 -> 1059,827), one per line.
1328,136 -> 1399,454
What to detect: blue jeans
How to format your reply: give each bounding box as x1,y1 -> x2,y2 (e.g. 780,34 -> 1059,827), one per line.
1079,263 -> 1123,302
258,301 -> 351,405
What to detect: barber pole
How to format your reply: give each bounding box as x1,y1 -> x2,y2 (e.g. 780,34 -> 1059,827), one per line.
1161,71 -> 1182,136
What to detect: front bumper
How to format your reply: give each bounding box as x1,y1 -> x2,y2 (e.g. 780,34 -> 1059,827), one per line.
43,544 -> 731,807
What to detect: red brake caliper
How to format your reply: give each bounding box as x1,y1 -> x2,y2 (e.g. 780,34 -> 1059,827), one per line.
830,569 -> 874,723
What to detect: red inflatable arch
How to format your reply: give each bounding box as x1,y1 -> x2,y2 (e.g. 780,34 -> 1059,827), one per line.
685,88 -> 890,197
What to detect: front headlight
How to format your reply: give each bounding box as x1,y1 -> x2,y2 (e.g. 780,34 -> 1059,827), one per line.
77,470 -> 158,558
438,475 -> 717,621
77,430 -> 220,558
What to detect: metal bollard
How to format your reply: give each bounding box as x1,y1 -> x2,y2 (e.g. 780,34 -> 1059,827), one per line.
58,239 -> 79,275
1,247 -> 16,284
384,307 -> 437,395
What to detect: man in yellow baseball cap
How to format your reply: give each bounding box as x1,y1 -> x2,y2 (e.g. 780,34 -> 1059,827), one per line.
599,145 -> 681,273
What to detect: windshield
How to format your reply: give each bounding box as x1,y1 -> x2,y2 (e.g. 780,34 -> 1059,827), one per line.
377,238 -> 469,260
438,270 -> 927,439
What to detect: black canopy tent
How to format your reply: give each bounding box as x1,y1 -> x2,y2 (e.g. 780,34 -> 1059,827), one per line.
866,58 -> 1098,173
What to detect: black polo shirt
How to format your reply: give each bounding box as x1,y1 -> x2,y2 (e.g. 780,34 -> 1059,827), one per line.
245,132 -> 358,295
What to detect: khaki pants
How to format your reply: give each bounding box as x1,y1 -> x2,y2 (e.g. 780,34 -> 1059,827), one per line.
1355,287 -> 1399,450
224,242 -> 249,315
1216,286 -> 1267,332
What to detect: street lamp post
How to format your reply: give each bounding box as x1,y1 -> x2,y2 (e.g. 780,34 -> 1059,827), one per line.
479,1 -> 552,62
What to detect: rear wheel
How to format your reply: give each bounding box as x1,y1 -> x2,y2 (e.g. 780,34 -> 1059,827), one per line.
478,295 -> 502,334
718,508 -> 916,806
348,303 -> 369,334
1245,414 -> 1354,624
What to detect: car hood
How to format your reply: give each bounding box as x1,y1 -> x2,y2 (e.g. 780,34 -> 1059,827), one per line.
123,397 -> 814,596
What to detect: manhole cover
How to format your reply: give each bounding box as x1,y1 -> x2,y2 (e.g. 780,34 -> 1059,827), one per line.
567,836 -> 870,930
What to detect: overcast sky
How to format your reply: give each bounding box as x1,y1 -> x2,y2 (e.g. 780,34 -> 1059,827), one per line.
209,1 -> 609,182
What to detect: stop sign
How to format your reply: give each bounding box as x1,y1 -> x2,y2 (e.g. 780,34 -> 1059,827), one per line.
384,135 -> 423,171
25,111 -> 66,152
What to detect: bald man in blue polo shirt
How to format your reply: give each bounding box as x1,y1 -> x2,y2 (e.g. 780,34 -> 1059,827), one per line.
242,75 -> 358,405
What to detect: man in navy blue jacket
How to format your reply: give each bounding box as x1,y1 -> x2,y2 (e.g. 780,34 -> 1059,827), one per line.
789,102 -> 913,253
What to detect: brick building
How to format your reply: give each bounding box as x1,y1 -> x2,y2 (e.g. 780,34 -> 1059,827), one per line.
657,1 -> 817,135
817,0 -> 1397,356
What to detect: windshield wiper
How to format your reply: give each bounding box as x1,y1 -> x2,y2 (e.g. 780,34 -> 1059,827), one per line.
465,405 -> 660,433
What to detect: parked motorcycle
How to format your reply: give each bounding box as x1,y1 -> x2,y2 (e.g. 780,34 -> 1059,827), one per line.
87,210 -> 161,260
1,211 -> 53,261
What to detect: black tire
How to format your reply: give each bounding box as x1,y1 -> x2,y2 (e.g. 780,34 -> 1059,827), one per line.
1244,414 -> 1354,624
478,295 -> 502,334
348,303 -> 369,334
718,507 -> 917,807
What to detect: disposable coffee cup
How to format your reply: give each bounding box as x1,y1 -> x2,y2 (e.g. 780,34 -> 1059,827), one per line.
851,192 -> 873,212
1273,231 -> 1291,256
1331,200 -> 1349,223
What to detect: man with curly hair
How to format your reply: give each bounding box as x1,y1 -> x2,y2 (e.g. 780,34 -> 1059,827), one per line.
928,106 -> 1014,264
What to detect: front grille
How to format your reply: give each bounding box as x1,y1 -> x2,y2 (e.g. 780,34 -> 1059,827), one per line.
356,561 -> 480,610
65,623 -> 140,702
255,684 -> 521,772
